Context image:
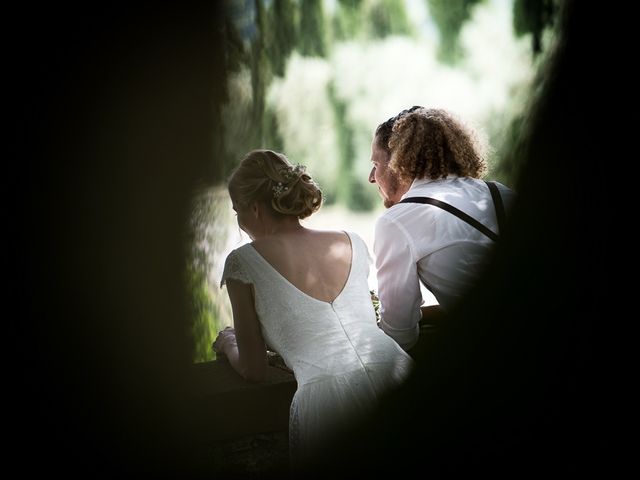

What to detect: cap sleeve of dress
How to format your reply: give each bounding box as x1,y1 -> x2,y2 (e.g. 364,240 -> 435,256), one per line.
220,250 -> 252,288
348,231 -> 373,266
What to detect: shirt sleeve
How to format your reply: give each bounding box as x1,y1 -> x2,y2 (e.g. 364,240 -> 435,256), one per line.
220,250 -> 252,288
374,215 -> 422,351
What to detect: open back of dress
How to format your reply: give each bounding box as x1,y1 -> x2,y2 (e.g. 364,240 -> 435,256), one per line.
221,231 -> 414,462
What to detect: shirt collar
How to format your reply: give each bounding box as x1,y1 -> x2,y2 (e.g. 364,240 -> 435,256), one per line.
401,175 -> 459,200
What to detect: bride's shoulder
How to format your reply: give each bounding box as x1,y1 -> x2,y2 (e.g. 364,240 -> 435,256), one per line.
337,229 -> 364,246
309,228 -> 357,241
224,243 -> 254,261
228,242 -> 253,253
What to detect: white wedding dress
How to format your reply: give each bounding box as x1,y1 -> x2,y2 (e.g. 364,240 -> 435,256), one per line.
221,231 -> 413,462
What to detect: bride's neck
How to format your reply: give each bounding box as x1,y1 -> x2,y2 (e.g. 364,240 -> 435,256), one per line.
260,215 -> 304,237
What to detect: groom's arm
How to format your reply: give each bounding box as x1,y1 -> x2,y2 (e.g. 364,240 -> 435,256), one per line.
374,216 -> 422,351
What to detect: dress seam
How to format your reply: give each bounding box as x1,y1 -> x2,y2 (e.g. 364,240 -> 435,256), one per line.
329,303 -> 377,394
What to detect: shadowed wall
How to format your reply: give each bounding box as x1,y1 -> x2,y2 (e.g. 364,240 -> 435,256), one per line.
15,4 -> 223,476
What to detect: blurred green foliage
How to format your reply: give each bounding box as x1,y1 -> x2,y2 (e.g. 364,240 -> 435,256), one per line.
187,187 -> 235,362
214,0 -> 560,200
187,265 -> 219,363
333,0 -> 412,40
513,0 -> 558,54
492,34 -> 560,185
193,0 -> 561,361
367,0 -> 413,38
428,0 -> 485,63
215,0 -> 414,212
329,81 -> 378,210
266,0 -> 299,76
300,0 -> 328,57
333,0 -> 364,40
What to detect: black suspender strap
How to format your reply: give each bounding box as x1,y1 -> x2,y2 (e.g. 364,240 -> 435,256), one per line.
399,184 -> 502,242
485,181 -> 505,234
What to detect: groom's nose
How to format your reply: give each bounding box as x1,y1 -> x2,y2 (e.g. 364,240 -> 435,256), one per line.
368,167 -> 375,183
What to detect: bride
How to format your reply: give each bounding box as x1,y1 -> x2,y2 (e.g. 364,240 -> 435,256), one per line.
213,149 -> 413,465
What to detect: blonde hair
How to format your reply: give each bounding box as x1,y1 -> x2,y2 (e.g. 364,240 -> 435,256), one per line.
228,149 -> 323,219
387,108 -> 487,182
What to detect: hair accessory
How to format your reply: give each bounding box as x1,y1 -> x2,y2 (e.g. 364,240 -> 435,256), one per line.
284,164 -> 306,181
272,164 -> 306,199
272,182 -> 288,198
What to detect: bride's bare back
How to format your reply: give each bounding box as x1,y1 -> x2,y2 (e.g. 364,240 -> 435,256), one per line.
251,229 -> 352,304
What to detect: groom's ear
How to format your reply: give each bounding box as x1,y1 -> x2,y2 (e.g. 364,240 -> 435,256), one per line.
251,202 -> 260,218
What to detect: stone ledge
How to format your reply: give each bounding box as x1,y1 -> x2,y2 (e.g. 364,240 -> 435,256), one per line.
191,431 -> 290,477
185,359 -> 297,444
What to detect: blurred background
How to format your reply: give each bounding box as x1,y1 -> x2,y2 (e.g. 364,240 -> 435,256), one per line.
189,0 -> 559,362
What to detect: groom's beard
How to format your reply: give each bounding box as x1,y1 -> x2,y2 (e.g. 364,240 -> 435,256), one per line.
383,174 -> 401,209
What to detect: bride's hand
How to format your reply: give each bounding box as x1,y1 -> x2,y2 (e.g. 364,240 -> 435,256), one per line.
212,326 -> 236,354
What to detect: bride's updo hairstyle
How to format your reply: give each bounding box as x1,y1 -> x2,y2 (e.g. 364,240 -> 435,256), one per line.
228,149 -> 323,219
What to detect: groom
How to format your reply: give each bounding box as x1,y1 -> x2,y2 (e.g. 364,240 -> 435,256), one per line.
368,106 -> 515,352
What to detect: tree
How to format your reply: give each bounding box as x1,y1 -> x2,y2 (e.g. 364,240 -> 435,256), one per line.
428,0 -> 485,63
299,0 -> 327,57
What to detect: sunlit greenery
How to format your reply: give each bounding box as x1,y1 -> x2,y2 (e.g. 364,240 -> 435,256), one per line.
188,187 -> 238,362
190,0 -> 560,362
428,0 -> 484,63
215,0 -> 549,205
187,265 -> 220,363
300,0 -> 328,56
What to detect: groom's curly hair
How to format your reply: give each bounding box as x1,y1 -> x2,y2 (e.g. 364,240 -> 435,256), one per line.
374,105 -> 422,157
376,107 -> 487,182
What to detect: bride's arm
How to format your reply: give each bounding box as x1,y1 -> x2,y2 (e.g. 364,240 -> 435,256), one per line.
214,279 -> 267,382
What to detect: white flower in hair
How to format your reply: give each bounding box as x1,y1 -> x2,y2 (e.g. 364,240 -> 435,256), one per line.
272,164 -> 306,199
282,164 -> 306,182
272,181 -> 288,199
